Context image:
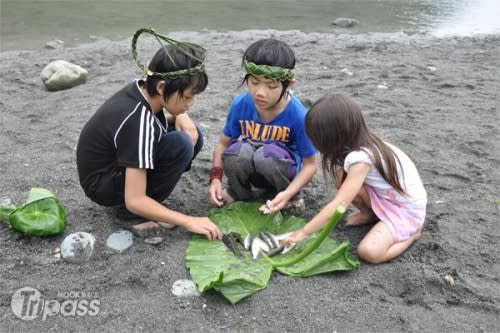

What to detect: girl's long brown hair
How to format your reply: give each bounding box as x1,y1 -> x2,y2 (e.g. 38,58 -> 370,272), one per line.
305,94 -> 407,195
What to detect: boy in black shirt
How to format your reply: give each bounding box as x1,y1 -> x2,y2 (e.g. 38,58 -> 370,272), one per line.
77,29 -> 222,240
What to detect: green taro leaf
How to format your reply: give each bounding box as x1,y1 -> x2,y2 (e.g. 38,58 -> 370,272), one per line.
0,206 -> 16,225
185,202 -> 359,303
25,187 -> 58,204
7,188 -> 66,236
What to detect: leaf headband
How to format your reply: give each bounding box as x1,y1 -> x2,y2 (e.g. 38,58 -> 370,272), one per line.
243,60 -> 295,81
131,27 -> 206,79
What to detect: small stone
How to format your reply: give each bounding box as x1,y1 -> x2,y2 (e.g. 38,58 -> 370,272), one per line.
61,232 -> 96,264
444,275 -> 455,286
106,230 -> 133,252
131,221 -> 161,237
0,197 -> 12,206
341,68 -> 353,76
332,17 -> 360,28
45,40 -> 64,49
171,279 -> 200,297
157,221 -> 176,230
144,237 -> 163,245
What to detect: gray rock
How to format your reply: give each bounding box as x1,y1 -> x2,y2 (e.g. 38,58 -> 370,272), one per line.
332,17 -> 360,28
40,60 -> 88,91
106,230 -> 133,252
45,40 -> 64,49
143,236 -> 163,245
171,279 -> 200,297
61,232 -> 95,264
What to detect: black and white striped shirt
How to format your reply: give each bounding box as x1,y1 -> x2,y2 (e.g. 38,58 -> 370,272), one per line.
77,80 -> 167,191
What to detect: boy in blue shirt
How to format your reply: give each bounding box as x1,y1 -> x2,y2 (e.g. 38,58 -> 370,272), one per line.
208,38 -> 317,215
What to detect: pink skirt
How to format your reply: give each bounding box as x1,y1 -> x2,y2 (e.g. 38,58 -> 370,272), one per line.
365,185 -> 426,243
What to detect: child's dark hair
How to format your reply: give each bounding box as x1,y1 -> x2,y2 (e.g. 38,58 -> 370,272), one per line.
145,45 -> 208,100
242,38 -> 295,101
305,94 -> 407,195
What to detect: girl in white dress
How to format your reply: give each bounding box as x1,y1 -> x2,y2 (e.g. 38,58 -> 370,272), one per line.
283,94 -> 427,264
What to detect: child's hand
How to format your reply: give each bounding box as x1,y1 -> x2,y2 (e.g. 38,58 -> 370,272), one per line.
259,191 -> 292,214
209,179 -> 224,207
184,217 -> 223,240
175,114 -> 198,145
283,229 -> 309,248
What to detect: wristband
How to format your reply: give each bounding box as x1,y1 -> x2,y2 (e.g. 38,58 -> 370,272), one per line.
209,166 -> 223,182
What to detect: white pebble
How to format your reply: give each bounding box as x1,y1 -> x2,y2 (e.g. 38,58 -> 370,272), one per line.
444,275 -> 455,286
341,68 -> 353,76
171,279 -> 200,297
106,230 -> 133,252
61,232 -> 95,264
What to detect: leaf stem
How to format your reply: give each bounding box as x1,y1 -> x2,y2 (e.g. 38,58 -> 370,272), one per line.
267,204 -> 346,267
0,206 -> 16,225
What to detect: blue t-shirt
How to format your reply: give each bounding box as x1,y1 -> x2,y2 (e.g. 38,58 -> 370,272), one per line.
223,91 -> 316,168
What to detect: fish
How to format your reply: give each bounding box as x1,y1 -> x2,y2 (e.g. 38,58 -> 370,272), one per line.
221,230 -> 293,259
259,230 -> 279,249
222,232 -> 244,257
243,234 -> 253,250
267,244 -> 284,257
250,236 -> 270,259
245,230 -> 295,259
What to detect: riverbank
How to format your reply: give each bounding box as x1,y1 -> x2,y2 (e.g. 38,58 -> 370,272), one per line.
1,30 -> 499,332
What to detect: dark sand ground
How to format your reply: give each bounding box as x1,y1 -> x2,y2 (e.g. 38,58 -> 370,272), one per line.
0,30 -> 499,332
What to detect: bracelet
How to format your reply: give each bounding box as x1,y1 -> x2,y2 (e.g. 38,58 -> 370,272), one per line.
209,166 -> 223,182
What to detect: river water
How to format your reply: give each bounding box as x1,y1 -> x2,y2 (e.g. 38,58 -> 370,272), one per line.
1,0 -> 499,51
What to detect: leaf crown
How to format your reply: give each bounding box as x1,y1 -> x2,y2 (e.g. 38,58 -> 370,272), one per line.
243,60 -> 295,81
131,27 -> 206,79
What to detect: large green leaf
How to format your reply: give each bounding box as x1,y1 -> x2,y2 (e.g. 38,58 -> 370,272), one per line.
2,188 -> 66,236
25,187 -> 58,204
185,202 -> 359,303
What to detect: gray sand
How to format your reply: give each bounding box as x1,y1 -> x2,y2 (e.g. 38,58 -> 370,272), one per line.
1,30 -> 499,332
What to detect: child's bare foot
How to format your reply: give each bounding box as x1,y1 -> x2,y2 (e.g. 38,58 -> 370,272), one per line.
130,221 -> 161,238
345,211 -> 377,226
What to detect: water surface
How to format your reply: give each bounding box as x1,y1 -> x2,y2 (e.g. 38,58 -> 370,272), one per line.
1,0 -> 499,51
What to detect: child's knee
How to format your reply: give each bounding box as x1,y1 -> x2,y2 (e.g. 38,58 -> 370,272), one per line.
168,131 -> 194,162
357,242 -> 385,264
253,145 -> 295,179
222,142 -> 254,170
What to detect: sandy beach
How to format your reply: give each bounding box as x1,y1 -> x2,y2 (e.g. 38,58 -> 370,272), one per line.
0,30 -> 499,332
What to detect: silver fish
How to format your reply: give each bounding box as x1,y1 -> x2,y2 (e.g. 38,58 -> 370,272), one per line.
259,230 -> 279,249
267,244 -> 284,257
243,234 -> 253,250
250,236 -> 270,259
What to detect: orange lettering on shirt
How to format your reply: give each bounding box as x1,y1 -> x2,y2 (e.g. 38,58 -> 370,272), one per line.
240,120 -> 290,142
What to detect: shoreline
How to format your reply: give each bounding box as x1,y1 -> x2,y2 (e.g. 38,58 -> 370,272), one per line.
2,28 -> 500,54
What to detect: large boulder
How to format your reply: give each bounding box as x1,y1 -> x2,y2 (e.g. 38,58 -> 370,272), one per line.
40,60 -> 88,91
